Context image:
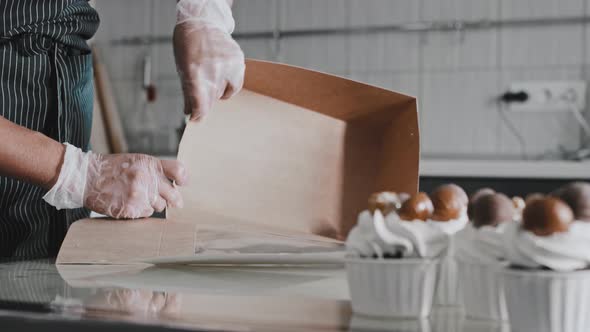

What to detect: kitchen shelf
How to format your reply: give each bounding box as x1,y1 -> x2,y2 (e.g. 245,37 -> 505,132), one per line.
420,158 -> 590,179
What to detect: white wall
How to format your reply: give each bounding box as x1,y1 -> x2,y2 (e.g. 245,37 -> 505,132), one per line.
94,0 -> 590,159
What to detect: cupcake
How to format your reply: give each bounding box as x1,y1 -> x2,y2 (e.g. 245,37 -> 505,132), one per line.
502,193 -> 590,332
427,184 -> 469,306
551,182 -> 590,222
455,192 -> 515,321
368,191 -> 403,216
511,196 -> 526,221
467,187 -> 495,220
345,192 -> 449,318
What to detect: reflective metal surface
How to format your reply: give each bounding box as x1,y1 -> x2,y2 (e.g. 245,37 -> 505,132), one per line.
0,260 -> 509,331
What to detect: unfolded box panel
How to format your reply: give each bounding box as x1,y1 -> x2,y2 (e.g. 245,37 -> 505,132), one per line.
57,60 -> 419,265
170,60 -> 420,239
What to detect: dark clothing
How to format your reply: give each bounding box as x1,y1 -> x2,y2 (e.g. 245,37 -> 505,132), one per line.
0,0 -> 99,258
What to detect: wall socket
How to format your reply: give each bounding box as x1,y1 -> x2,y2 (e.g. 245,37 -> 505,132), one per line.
506,81 -> 587,112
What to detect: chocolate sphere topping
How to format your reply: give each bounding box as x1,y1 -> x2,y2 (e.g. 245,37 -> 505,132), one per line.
473,193 -> 515,228
552,182 -> 590,222
398,192 -> 434,221
368,191 -> 400,216
430,184 -> 468,221
525,193 -> 545,205
522,197 -> 573,237
467,188 -> 495,219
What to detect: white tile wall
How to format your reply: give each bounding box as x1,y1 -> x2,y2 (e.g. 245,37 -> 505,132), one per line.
422,0 -> 499,21
422,29 -> 498,70
349,0 -> 420,26
234,0 -> 277,32
500,0 -> 584,19
349,72 -> 420,97
152,0 -> 177,35
348,33 -> 421,72
584,65 -> 590,137
498,67 -> 584,157
94,0 -> 152,40
279,35 -> 349,74
500,25 -> 584,68
153,43 -> 177,79
92,0 -> 590,157
421,71 -> 500,156
240,39 -> 276,61
279,0 -> 349,30
389,72 -> 421,98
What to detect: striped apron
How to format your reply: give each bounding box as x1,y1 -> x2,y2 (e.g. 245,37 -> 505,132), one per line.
0,0 -> 99,259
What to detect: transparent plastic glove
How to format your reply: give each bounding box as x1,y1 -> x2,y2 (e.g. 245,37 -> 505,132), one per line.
43,144 -> 188,219
89,289 -> 182,318
174,0 -> 245,121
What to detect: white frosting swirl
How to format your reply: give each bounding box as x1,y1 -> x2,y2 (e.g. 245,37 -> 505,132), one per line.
346,210 -> 449,259
503,221 -> 590,272
373,192 -> 400,206
455,222 -> 510,264
428,208 -> 469,234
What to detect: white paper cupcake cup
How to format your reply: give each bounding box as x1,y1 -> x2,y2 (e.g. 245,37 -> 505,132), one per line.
434,254 -> 462,306
457,260 -> 508,321
429,307 -> 465,332
349,314 -> 432,332
345,258 -> 439,318
503,268 -> 590,332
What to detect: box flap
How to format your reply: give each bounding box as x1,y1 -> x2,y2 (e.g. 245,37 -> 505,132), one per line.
169,60 -> 419,239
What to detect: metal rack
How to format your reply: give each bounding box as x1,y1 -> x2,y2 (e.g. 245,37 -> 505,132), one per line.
110,15 -> 590,46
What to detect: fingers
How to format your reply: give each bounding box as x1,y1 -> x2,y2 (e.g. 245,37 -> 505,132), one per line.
152,196 -> 167,213
156,159 -> 187,210
111,205 -> 154,220
220,81 -> 236,100
161,160 -> 188,186
86,154 -> 189,220
184,82 -> 215,122
158,179 -> 183,209
183,63 -> 244,120
221,65 -> 245,100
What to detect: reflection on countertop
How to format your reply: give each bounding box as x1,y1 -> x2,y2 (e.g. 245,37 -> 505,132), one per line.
0,259 -> 510,331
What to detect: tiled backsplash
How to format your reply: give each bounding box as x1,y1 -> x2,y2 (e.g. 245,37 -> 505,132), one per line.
94,0 -> 590,159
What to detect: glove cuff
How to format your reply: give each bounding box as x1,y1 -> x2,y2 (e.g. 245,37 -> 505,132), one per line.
176,0 -> 235,34
42,143 -> 91,210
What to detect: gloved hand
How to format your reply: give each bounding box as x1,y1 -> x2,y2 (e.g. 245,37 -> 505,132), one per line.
89,289 -> 182,318
43,144 -> 188,219
174,0 -> 245,121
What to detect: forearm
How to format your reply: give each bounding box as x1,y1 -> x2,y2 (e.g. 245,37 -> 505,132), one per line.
0,116 -> 64,189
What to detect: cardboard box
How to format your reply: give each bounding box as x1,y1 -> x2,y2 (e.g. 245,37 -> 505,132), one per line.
57,60 -> 419,265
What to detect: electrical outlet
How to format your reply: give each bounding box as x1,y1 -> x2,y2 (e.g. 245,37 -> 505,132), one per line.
506,81 -> 587,112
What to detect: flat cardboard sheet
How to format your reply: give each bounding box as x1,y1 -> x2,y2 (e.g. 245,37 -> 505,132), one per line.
57,215 -> 343,265
57,60 -> 419,265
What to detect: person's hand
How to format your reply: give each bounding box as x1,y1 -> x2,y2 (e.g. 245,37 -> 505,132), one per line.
43,144 -> 188,219
84,154 -> 187,219
174,0 -> 245,121
88,289 -> 182,318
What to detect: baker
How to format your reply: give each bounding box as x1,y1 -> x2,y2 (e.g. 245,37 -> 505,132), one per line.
0,0 -> 245,258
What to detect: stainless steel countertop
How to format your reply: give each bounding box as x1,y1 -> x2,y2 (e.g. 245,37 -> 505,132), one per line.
0,260 -> 508,331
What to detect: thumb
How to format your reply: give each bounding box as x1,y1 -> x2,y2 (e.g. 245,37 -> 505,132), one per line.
184,83 -> 216,122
